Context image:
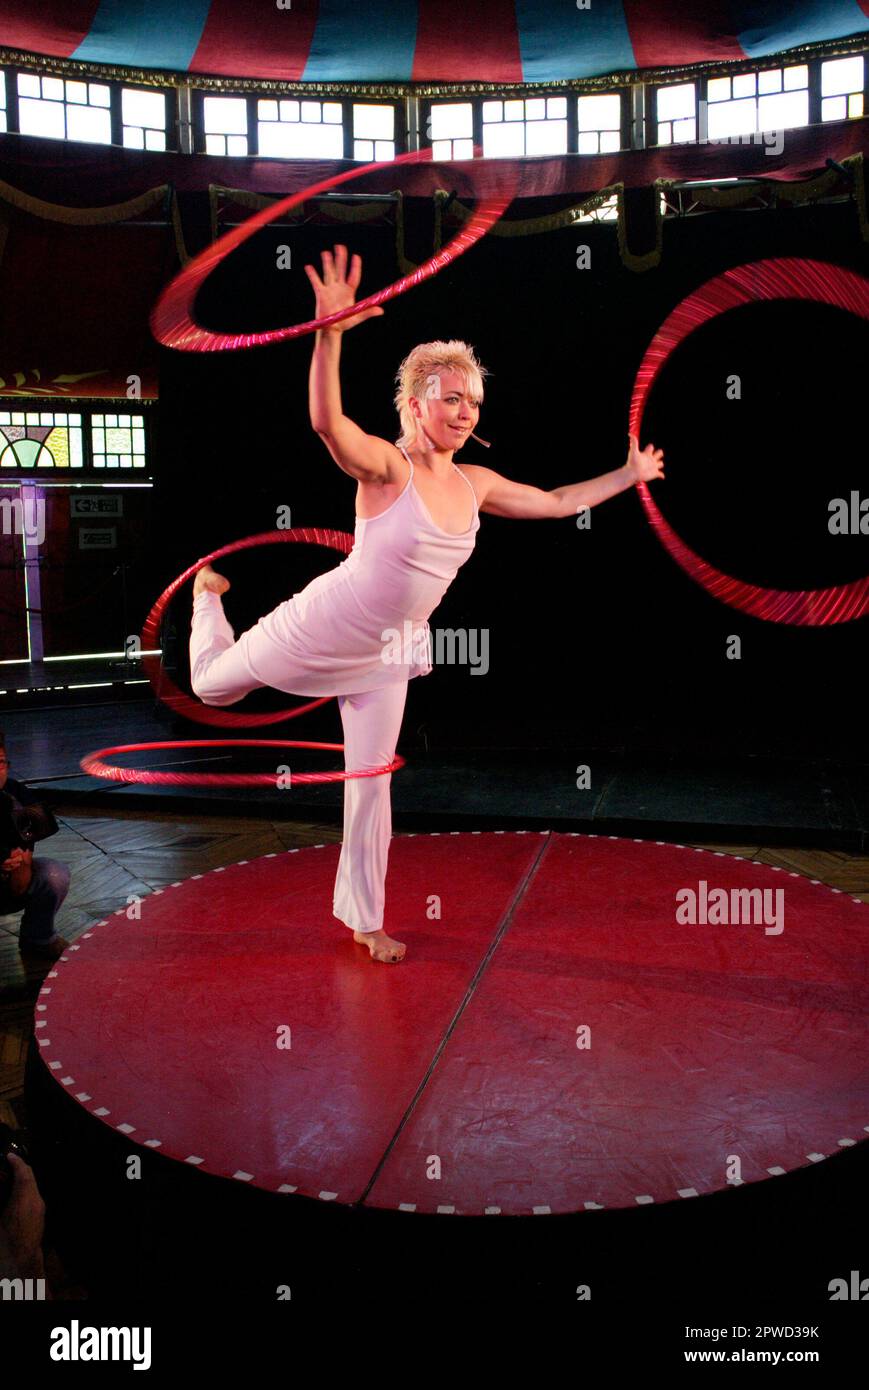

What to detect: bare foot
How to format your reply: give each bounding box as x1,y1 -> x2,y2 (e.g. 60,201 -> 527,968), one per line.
353,928 -> 406,963
193,564 -> 231,598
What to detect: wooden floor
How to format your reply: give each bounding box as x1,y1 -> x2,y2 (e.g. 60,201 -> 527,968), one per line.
2,803 -> 868,1295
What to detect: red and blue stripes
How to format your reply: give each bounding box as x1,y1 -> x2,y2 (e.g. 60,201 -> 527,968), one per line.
0,0 -> 865,82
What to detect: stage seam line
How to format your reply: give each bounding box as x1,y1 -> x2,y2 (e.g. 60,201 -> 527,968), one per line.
356,830 -> 554,1207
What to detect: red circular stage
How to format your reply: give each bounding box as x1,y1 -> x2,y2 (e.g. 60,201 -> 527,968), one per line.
36,833 -> 869,1215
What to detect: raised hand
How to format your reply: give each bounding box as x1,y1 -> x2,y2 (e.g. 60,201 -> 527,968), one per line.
625,433 -> 665,484
303,243 -> 385,333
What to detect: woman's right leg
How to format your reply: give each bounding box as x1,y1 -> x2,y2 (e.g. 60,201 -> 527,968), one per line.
190,590 -> 267,707
333,679 -> 409,954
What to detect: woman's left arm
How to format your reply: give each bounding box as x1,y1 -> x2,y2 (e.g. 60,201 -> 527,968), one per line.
472,434 -> 665,519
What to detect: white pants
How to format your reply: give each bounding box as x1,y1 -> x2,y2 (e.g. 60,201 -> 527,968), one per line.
190,590 -> 408,935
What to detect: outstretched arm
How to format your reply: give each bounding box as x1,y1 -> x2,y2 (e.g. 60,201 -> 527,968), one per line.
471,434 -> 665,519
306,244 -> 391,483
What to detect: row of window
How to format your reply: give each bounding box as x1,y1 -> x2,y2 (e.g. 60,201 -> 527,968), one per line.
0,411 -> 148,471
0,53 -> 863,160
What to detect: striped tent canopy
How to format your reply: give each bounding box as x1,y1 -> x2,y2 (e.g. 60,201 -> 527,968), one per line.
1,0 -> 867,83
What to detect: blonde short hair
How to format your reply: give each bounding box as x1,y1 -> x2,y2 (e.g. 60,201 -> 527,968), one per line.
393,340 -> 488,449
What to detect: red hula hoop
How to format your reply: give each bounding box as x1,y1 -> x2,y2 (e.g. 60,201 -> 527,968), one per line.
150,144 -> 518,352
82,528 -> 407,787
80,740 -> 406,788
141,528 -> 353,729
630,257 -> 869,625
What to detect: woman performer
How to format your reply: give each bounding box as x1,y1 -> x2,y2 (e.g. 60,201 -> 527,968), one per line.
190,243 -> 665,963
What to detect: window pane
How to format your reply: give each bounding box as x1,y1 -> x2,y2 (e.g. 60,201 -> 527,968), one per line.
577,93 -> 621,131
657,83 -> 695,120
758,89 -> 808,129
707,97 -> 756,138
707,77 -> 730,103
226,134 -> 248,155
67,104 -> 112,144
323,102 -> 342,123
482,100 -> 502,123
279,99 -> 300,122
204,96 -> 247,135
672,117 -> 696,142
525,97 -> 546,120
89,83 -> 111,107
483,122 -> 524,157
122,88 -> 165,128
258,99 -> 278,121
353,103 -> 393,139
525,118 -> 566,155
758,69 -> 782,94
733,72 -> 756,98
123,125 -> 145,149
547,97 -> 567,119
17,73 -> 40,98
822,95 -> 847,121
66,80 -> 88,104
821,55 -> 863,96
18,97 -> 65,139
430,103 -> 472,139
783,64 -> 808,90
145,128 -> 166,150
42,76 -> 64,101
259,122 -> 342,157
259,124 -> 296,156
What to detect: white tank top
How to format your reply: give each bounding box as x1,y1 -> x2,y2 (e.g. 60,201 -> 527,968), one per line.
239,445 -> 480,696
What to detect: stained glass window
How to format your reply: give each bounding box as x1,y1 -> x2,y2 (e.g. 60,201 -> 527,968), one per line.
0,409 -> 147,469
90,413 -> 146,468
0,411 -> 83,468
